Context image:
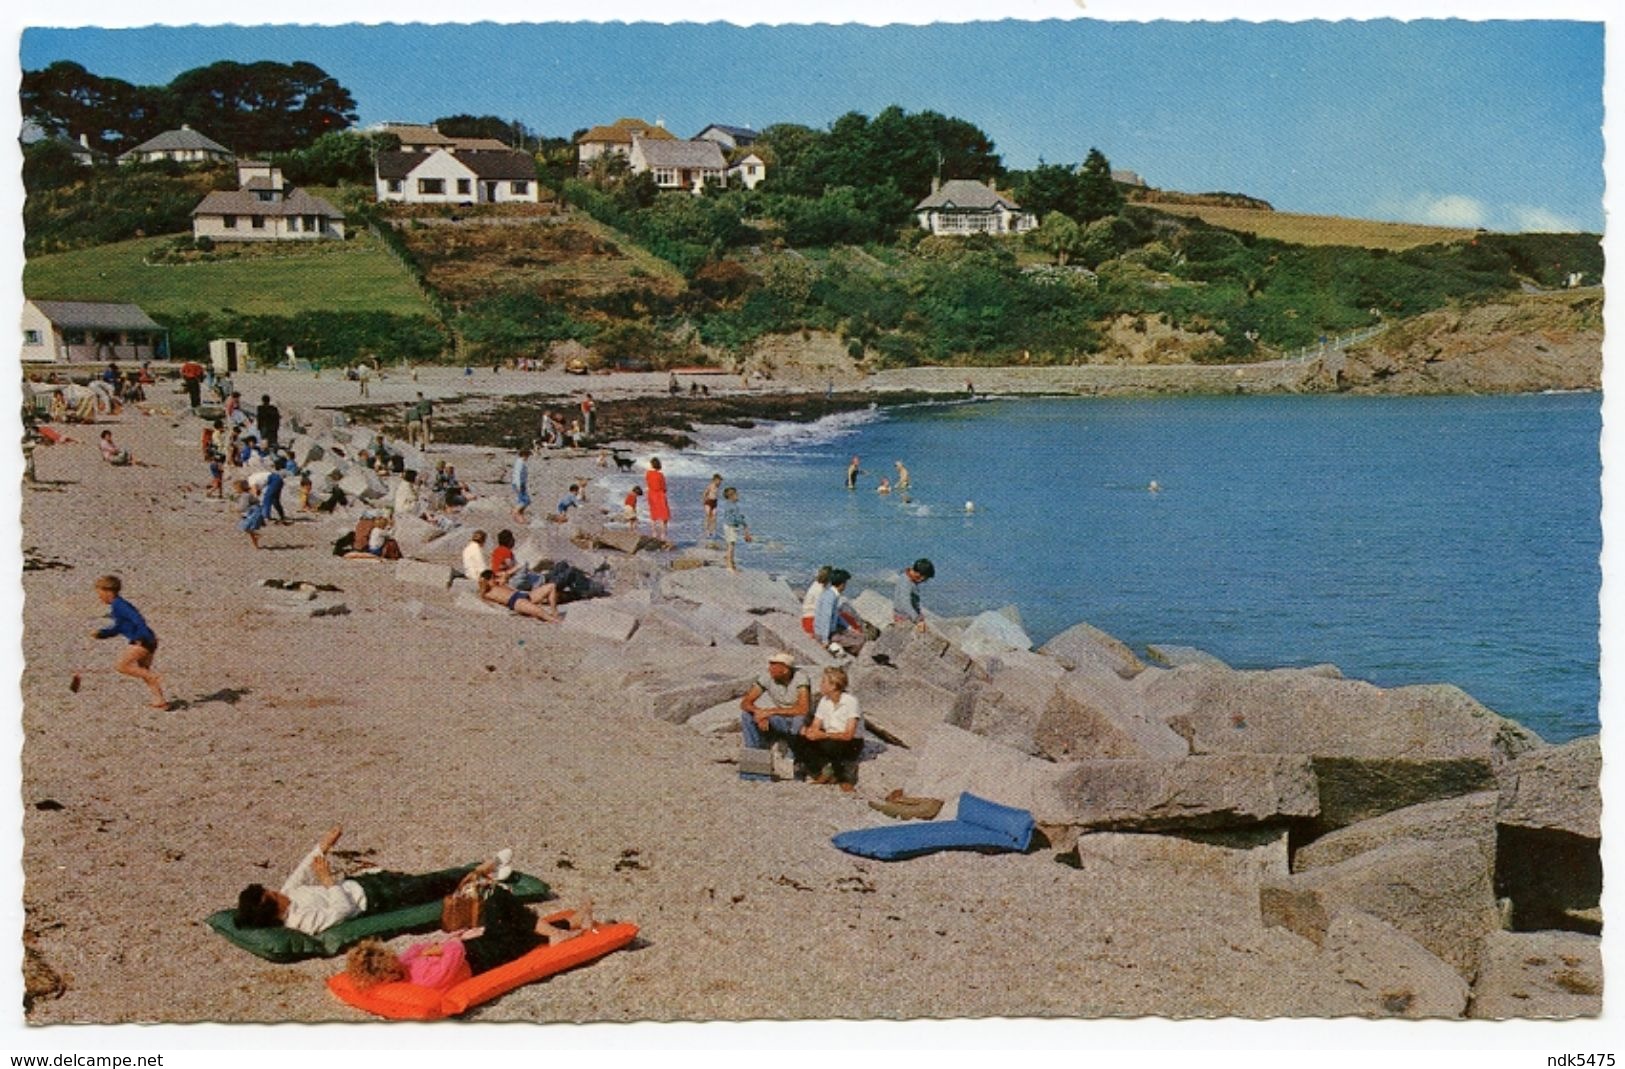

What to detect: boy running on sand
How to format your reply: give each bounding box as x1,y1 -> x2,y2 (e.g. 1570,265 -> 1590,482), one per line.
92,576 -> 167,709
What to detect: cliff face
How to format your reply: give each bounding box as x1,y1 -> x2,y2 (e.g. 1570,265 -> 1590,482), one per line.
1329,290 -> 1601,395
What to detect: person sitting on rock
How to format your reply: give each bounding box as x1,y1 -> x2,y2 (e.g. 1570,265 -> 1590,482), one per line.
738,652 -> 813,777
346,893 -> 594,991
235,825 -> 512,936
792,666 -> 864,792
814,569 -> 864,657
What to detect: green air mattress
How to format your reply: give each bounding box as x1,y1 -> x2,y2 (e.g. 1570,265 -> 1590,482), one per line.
207,871 -> 551,963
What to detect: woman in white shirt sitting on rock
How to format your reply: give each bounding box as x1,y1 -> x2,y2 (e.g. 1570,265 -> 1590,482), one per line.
794,666 -> 863,792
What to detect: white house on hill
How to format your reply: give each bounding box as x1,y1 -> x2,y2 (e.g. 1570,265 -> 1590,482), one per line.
118,125 -> 234,165
576,118 -> 676,172
22,300 -> 166,363
374,149 -> 539,205
628,136 -> 727,193
191,161 -> 346,242
913,178 -> 1037,236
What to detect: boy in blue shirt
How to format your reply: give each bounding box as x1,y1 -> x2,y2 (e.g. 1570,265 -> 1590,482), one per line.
92,575 -> 168,709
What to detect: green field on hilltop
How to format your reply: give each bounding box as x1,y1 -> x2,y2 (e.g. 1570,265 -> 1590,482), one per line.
23,231 -> 434,319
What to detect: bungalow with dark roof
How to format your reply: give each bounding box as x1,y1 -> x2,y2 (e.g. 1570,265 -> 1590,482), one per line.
627,135 -> 727,193
22,300 -> 167,363
576,118 -> 676,173
191,161 -> 346,242
374,148 -> 539,205
913,178 -> 1037,236
118,125 -> 234,165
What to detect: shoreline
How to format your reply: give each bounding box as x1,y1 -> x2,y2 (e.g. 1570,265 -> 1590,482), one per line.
18,369 -> 1601,1023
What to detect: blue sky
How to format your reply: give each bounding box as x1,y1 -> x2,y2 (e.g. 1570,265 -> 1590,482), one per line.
19,18 -> 1605,231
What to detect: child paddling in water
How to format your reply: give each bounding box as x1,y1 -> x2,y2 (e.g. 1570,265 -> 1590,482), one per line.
91,575 -> 168,709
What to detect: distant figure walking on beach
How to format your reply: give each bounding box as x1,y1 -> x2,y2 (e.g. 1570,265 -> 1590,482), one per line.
846,455 -> 862,490
357,363 -> 371,398
236,479 -> 266,549
701,474 -> 723,539
511,447 -> 532,524
92,575 -> 167,710
721,487 -> 751,572
256,394 -> 281,452
893,558 -> 935,631
580,393 -> 596,436
180,360 -> 205,410
408,393 -> 433,450
645,458 -> 671,542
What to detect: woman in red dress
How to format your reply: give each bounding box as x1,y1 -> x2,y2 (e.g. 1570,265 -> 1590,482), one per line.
645,457 -> 671,542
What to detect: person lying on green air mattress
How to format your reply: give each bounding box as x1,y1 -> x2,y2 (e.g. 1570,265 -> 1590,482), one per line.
235,825 -> 513,937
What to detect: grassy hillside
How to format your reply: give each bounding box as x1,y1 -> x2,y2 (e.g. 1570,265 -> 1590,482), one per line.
23,231 -> 435,318
1151,204 -> 1478,251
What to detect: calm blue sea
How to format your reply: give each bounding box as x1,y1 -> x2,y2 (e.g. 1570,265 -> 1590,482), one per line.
593,393 -> 1601,743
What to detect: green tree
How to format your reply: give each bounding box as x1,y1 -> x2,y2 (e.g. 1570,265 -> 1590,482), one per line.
166,60 -> 357,154
433,114 -> 536,150
1034,211 -> 1083,265
1012,161 -> 1080,219
1076,147 -> 1124,223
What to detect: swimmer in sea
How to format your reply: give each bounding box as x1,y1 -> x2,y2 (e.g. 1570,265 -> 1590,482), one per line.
1149,480 -> 1161,494
876,478 -> 891,495
894,460 -> 910,493
846,455 -> 862,490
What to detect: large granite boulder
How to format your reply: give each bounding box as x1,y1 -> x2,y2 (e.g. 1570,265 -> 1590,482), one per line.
1040,619 -> 1146,679
1467,930 -> 1602,1019
750,611 -> 837,668
560,598 -> 641,643
1139,665 -> 1543,830
844,665 -> 960,749
1494,736 -> 1601,932
1320,910 -> 1470,1019
1295,792 -> 1499,872
1260,838 -> 1499,979
911,724 -> 1074,825
659,567 -> 800,616
1144,644 -> 1227,668
1069,828 -> 1289,894
1037,670 -> 1189,761
848,590 -> 895,630
873,627 -> 974,682
948,656 -> 1065,755
914,725 -> 1316,834
1054,754 -> 1318,833
958,610 -> 1033,659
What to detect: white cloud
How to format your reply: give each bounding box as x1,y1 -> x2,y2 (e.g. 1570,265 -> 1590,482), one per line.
1504,205 -> 1582,234
1411,194 -> 1488,228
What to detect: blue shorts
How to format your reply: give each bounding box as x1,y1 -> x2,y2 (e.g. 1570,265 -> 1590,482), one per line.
513,489 -> 531,509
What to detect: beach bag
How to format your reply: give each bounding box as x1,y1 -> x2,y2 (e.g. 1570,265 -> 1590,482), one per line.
545,561 -> 595,601
331,531 -> 356,555
440,870 -> 493,932
380,538 -> 403,561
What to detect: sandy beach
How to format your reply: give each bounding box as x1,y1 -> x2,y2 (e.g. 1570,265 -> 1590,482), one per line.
17,369 -> 1592,1026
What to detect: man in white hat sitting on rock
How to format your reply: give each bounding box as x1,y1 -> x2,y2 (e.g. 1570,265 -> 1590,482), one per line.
738,652 -> 813,779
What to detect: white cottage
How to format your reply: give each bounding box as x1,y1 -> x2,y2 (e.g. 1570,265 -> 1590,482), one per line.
627,136 -> 727,193
118,125 -> 234,165
576,118 -> 676,173
192,161 -> 346,242
727,153 -> 768,190
913,178 -> 1037,236
374,149 -> 539,205
22,300 -> 165,363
